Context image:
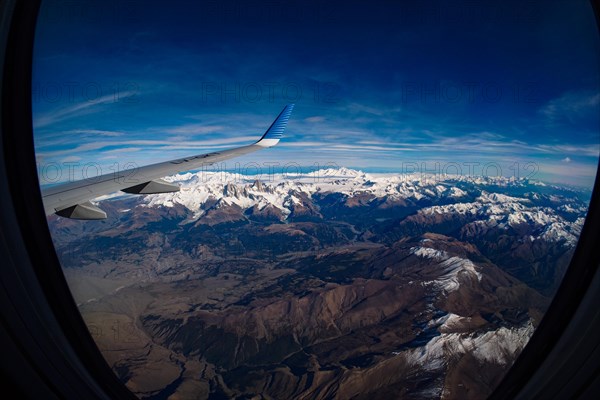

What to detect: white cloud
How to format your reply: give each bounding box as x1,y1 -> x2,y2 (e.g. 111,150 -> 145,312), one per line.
66,129 -> 125,137
562,157 -> 572,163
305,116 -> 325,123
61,156 -> 82,162
345,102 -> 387,116
164,124 -> 225,135
536,144 -> 599,157
101,147 -> 143,155
33,91 -> 138,129
540,90 -> 600,122
36,136 -> 260,159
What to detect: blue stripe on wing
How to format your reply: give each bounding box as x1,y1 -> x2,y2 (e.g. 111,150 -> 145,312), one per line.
259,104 -> 295,141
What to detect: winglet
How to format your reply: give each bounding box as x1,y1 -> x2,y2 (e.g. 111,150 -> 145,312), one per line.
255,104 -> 294,147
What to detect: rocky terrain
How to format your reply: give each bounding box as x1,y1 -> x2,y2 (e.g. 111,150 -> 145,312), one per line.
47,168 -> 590,399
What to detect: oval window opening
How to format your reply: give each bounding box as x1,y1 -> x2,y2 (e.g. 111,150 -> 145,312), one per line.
32,1 -> 600,399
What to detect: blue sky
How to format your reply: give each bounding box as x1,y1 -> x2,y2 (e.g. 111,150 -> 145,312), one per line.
32,0 -> 599,187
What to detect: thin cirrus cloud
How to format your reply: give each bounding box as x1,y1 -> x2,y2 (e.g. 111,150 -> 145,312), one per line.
33,91 -> 138,129
534,143 -> 600,157
284,136 -> 597,160
67,129 -> 125,137
163,124 -> 226,135
540,90 -> 600,122
36,137 -> 259,159
60,156 -> 82,163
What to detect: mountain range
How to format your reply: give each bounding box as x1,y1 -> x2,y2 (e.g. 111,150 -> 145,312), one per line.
47,168 -> 589,399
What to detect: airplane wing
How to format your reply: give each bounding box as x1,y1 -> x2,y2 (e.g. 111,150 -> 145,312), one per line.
41,104 -> 295,220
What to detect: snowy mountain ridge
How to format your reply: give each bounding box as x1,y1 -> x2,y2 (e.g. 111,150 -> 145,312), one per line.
142,168 -> 586,246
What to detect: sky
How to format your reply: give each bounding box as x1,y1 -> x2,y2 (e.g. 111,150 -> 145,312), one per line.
32,0 -> 600,187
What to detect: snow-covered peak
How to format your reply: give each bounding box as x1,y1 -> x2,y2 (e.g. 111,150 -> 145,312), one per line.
403,320 -> 534,372
139,168 -> 586,246
305,167 -> 366,179
410,246 -> 448,261
418,192 -> 583,246
411,246 -> 482,292
477,191 -> 530,204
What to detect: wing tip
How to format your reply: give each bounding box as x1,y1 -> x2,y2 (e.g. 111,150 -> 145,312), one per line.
256,104 -> 295,147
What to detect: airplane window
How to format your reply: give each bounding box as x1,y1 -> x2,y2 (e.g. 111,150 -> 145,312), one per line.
32,0 -> 599,398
